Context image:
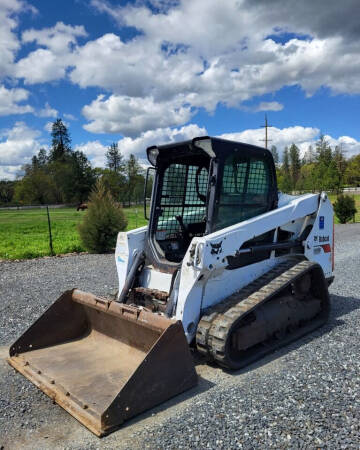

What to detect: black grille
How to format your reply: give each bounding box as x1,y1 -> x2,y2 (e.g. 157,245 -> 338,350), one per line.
156,164 -> 208,240
247,160 -> 268,194
215,156 -> 270,230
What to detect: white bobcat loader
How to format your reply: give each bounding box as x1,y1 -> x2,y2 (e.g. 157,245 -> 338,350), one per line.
8,137 -> 334,436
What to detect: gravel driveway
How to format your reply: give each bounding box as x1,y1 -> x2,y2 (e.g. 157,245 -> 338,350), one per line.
1,224 -> 360,449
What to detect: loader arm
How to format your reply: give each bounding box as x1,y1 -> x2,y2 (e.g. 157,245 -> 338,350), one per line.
176,192 -> 334,342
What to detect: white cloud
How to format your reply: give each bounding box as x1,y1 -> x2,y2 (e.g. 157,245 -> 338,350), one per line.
0,0 -> 23,79
220,126 -> 360,159
38,102 -> 58,118
324,135 -> 360,158
0,122 -> 42,178
73,1 -> 360,135
221,126 -> 319,158
118,123 -> 207,159
74,123 -> 207,167
253,101 -> 284,112
82,94 -> 193,136
16,22 -> 87,83
44,121 -> 53,133
74,140 -> 108,167
64,113 -> 76,120
8,0 -> 360,139
0,164 -> 22,180
16,48 -> 70,84
0,84 -> 33,116
21,21 -> 87,53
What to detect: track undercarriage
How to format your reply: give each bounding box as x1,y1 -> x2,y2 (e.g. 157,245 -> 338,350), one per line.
196,259 -> 330,369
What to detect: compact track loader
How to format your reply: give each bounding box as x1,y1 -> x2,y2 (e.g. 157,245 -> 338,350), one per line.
8,137 -> 334,436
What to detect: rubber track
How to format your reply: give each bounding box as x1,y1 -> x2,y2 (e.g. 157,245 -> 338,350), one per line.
196,259 -> 329,369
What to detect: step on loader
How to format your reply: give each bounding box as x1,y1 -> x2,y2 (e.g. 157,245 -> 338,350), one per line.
8,137 -> 334,436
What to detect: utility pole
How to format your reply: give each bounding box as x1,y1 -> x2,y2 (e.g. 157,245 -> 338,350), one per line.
260,114 -> 272,149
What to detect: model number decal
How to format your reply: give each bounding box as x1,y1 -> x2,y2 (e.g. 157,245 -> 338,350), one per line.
314,235 -> 329,243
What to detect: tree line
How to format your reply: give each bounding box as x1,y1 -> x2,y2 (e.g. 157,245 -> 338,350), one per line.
1,122 -> 360,206
0,119 -> 151,206
271,135 -> 359,193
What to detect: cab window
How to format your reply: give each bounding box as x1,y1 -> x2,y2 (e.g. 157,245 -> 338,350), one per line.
215,154 -> 270,230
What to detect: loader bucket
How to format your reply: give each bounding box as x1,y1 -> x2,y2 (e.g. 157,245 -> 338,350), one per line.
7,289 -> 197,436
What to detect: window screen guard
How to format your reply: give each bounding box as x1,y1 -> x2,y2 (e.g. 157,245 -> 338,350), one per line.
155,163 -> 208,241
215,155 -> 270,230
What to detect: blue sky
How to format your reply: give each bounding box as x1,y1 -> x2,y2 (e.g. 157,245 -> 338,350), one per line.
1,0 -> 360,179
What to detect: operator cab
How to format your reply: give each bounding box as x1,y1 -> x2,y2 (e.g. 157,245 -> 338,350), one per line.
145,137 -> 277,269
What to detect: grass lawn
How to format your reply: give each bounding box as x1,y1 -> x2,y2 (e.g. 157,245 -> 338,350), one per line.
0,206 -> 147,260
1,194 -> 359,260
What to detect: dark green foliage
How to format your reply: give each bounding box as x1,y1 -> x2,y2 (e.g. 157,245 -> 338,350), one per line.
106,142 -> 124,172
315,134 -> 333,166
100,169 -> 126,202
278,136 -> 344,193
279,146 -> 292,192
289,143 -> 301,188
49,119 -> 72,162
67,151 -> 96,202
78,180 -> 128,253
344,154 -> 360,186
0,180 -> 15,205
14,120 -> 96,205
125,154 -> 144,206
333,195 -> 357,224
14,170 -> 56,205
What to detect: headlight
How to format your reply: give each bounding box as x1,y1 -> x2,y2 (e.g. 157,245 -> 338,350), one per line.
147,147 -> 159,166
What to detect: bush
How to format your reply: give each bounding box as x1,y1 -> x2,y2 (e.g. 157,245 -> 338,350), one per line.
333,194 -> 357,224
78,180 -> 127,253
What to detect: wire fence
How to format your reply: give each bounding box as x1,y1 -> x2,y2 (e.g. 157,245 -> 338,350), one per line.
0,204 -> 146,260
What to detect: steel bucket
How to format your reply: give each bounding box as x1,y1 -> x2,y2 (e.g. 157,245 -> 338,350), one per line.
8,289 -> 197,436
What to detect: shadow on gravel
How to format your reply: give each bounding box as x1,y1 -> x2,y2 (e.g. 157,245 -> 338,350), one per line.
203,293 -> 360,378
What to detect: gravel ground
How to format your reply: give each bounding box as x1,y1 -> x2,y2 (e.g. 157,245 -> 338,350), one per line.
1,224 -> 360,449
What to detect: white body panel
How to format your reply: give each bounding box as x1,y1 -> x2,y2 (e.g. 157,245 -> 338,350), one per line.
115,226 -> 147,293
304,193 -> 333,279
115,192 -> 334,343
138,267 -> 173,292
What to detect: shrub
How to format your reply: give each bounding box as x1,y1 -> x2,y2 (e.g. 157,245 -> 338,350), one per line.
333,194 -> 357,224
78,180 -> 127,253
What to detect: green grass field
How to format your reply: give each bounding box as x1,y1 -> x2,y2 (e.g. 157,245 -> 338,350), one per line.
1,194 -> 359,260
0,206 -> 147,260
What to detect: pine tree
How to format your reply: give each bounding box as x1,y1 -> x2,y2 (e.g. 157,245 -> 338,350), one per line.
333,145 -> 347,183
315,134 -> 332,166
303,145 -> 315,164
280,146 -> 292,192
49,119 -> 72,162
289,143 -> 301,189
270,145 -> 279,165
106,143 -> 123,173
333,195 -> 357,223
78,179 -> 127,252
125,154 -> 143,206
37,148 -> 48,166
